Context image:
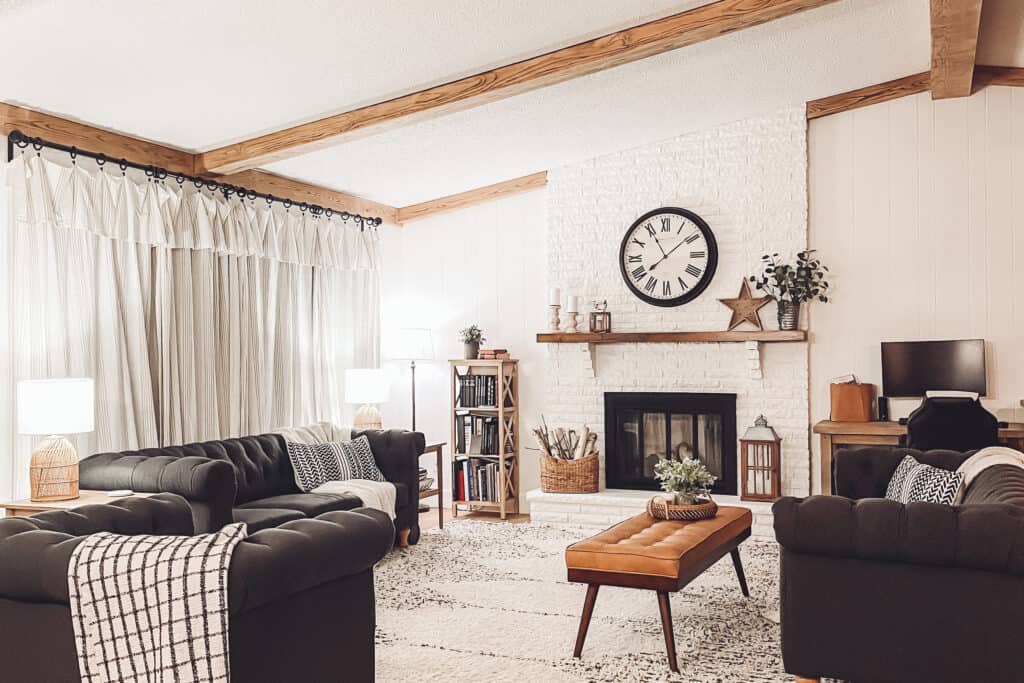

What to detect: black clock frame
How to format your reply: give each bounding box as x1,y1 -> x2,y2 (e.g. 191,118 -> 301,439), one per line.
618,207 -> 719,307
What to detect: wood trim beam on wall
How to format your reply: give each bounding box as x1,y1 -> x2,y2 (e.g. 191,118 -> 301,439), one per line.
222,169 -> 399,224
397,172 -> 547,223
973,65 -> 1024,90
0,102 -> 196,175
0,102 -> 398,223
929,0 -> 984,100
195,0 -> 840,175
806,72 -> 931,120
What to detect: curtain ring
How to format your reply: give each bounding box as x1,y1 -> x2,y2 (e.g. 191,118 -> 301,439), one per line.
119,159 -> 128,175
266,196 -> 274,207
174,174 -> 185,185
96,153 -> 106,167
299,202 -> 308,213
325,208 -> 333,218
283,200 -> 292,211
246,190 -> 257,201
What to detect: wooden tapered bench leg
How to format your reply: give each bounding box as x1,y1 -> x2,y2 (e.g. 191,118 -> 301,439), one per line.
730,547 -> 750,598
656,591 -> 679,674
573,584 -> 600,658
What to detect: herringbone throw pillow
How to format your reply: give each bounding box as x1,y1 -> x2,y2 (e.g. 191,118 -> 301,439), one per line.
885,455 -> 963,505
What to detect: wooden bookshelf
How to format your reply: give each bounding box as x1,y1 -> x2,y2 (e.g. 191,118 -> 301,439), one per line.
449,359 -> 519,520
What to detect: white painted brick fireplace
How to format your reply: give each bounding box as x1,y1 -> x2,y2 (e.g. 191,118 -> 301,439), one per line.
530,109 -> 810,535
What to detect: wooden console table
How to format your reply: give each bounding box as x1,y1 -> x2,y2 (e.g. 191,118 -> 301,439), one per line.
814,420 -> 1024,494
420,442 -> 446,529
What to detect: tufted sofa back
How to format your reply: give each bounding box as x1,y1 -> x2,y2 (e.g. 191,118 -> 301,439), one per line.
88,434 -> 297,505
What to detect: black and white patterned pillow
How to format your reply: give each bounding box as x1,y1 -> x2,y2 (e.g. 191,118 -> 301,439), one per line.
287,441 -> 344,492
885,455 -> 964,505
334,436 -> 385,482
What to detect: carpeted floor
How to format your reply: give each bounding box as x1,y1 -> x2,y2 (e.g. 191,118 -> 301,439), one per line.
374,520 -> 789,682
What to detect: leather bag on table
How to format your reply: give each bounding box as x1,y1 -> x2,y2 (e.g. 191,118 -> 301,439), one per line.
830,382 -> 876,422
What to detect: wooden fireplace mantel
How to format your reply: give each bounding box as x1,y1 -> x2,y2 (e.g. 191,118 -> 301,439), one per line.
536,331 -> 806,344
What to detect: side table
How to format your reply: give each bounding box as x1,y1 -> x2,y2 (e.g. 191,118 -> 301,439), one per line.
0,490 -> 155,517
420,442 -> 446,529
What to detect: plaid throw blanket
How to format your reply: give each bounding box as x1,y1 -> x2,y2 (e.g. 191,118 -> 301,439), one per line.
68,523 -> 248,683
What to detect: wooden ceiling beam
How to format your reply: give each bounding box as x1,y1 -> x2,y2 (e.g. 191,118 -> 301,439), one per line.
806,72 -> 931,120
972,65 -> 1024,90
397,172 -> 547,223
222,169 -> 399,224
196,0 -> 840,175
0,102 -> 196,175
930,0 -> 984,100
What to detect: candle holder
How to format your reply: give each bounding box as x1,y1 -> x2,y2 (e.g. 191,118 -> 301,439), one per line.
589,300 -> 611,333
566,311 -> 580,332
548,304 -> 562,332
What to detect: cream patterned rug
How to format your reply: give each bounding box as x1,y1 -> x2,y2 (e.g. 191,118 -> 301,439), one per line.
374,520 -> 788,682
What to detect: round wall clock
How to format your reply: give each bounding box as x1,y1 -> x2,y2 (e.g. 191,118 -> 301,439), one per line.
618,207 -> 718,307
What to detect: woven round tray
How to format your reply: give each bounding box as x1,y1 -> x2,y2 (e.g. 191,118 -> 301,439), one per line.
646,495 -> 718,521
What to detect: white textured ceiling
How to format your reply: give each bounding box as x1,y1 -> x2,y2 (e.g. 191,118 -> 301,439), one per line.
0,0 -> 1019,209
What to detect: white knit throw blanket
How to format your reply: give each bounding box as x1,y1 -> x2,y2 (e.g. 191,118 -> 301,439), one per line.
312,479 -> 397,520
955,446 -> 1024,503
68,523 -> 248,683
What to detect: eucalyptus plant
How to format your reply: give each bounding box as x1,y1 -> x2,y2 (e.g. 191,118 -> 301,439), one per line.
749,250 -> 830,304
653,457 -> 716,505
458,325 -> 486,344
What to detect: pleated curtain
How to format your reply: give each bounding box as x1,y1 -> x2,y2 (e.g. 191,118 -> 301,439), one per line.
0,153 -> 380,498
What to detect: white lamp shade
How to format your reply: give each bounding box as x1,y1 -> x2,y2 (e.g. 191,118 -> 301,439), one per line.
18,378 -> 95,435
388,328 -> 434,361
345,368 -> 390,404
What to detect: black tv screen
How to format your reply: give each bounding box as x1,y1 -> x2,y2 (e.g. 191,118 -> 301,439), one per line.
881,339 -> 987,397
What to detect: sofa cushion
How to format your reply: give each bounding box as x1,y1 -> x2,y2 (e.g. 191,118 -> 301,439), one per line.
286,442 -> 345,492
337,436 -> 386,482
238,493 -> 362,517
233,508 -> 304,532
885,455 -> 964,505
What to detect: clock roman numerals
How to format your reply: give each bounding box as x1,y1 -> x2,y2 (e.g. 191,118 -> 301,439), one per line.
632,238 -> 646,248
685,264 -> 702,278
627,254 -> 642,263
662,280 -> 671,297
660,217 -> 671,232
678,276 -> 689,291
644,276 -> 657,293
690,250 -> 705,259
631,265 -> 647,281
645,223 -> 656,238
684,232 -> 701,244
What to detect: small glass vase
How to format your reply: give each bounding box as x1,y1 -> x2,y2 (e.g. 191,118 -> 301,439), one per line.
777,300 -> 801,330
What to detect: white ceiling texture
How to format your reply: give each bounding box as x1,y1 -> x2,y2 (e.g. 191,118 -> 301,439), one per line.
0,0 -> 1018,207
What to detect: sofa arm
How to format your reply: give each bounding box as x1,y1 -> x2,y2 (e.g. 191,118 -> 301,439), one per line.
80,452 -> 237,531
0,494 -> 193,604
773,495 -> 1024,575
228,508 -> 393,615
352,428 -> 425,532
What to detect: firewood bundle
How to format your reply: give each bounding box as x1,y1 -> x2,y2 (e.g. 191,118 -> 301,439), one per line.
533,417 -> 598,461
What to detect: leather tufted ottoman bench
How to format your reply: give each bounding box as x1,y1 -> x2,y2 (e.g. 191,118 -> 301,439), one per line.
565,507 -> 752,673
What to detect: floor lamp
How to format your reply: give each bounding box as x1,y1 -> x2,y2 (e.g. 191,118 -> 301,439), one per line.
393,328 -> 434,513
393,328 -> 434,432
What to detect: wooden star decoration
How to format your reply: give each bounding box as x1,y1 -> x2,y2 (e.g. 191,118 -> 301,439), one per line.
719,279 -> 772,331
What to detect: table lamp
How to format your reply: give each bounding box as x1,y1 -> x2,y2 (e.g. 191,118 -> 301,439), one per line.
18,377 -> 95,502
391,328 -> 434,431
345,368 -> 390,430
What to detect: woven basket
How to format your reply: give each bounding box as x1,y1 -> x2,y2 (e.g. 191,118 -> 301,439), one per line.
646,495 -> 718,521
540,452 -> 599,493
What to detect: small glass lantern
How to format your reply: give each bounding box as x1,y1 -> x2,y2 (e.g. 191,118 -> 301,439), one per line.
740,415 -> 781,501
588,300 -> 611,334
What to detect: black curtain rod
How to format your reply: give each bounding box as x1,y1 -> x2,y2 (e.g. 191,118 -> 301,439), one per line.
5,129 -> 383,227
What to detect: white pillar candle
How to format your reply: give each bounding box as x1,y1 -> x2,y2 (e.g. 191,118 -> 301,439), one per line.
566,295 -> 580,313
549,287 -> 561,306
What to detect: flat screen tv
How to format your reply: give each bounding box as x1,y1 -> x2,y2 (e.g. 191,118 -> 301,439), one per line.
881,339 -> 987,397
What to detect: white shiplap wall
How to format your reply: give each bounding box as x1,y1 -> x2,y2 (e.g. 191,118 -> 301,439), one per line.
378,191 -> 548,509
808,86 -> 1024,491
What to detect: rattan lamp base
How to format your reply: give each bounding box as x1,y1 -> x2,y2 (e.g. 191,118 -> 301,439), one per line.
352,404 -> 383,430
29,435 -> 80,502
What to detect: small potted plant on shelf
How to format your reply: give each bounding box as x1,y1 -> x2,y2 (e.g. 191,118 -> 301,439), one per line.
458,324 -> 485,360
648,457 -> 718,520
749,249 -> 831,330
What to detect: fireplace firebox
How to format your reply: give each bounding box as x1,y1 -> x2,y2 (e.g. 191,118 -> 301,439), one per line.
604,392 -> 737,495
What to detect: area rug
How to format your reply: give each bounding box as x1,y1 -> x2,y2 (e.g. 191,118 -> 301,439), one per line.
374,520 -> 788,682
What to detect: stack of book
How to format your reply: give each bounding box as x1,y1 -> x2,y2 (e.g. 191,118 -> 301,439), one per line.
452,455 -> 512,502
418,467 -> 434,492
477,348 -> 510,360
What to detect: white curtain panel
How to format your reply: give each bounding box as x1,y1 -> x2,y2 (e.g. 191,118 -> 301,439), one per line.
1,153 -> 380,497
